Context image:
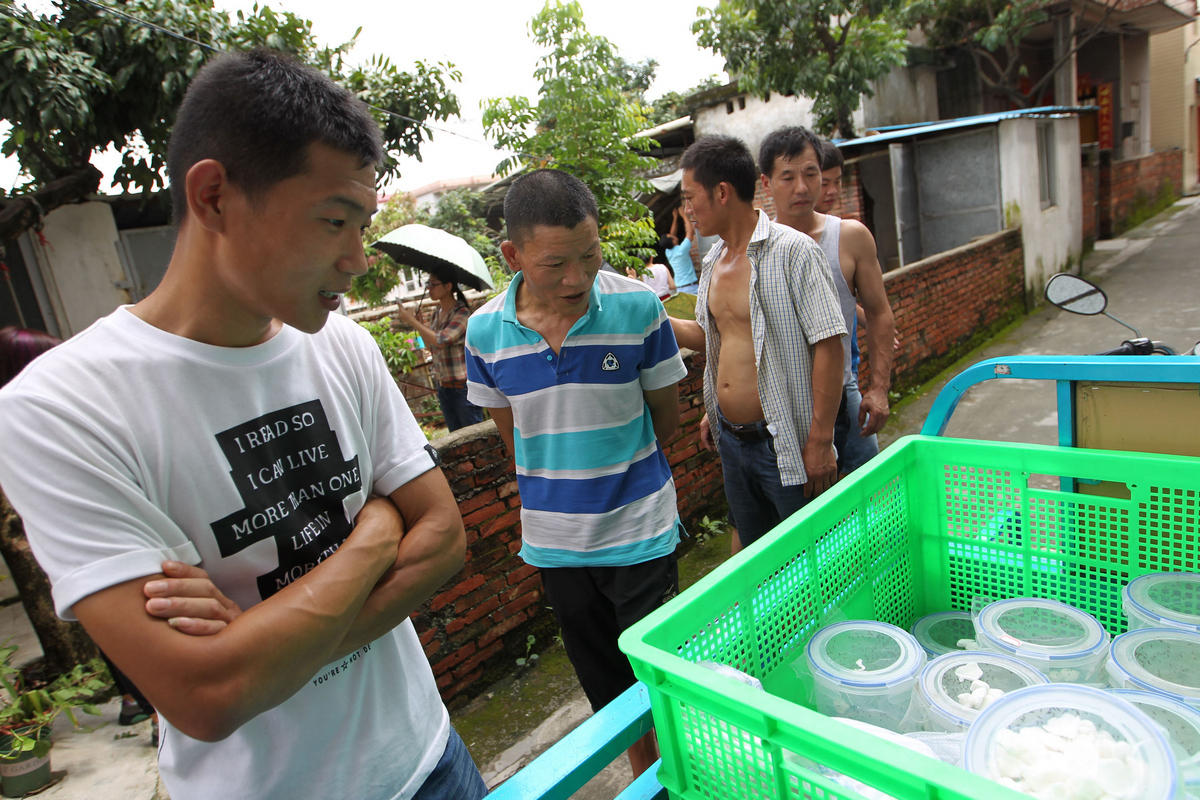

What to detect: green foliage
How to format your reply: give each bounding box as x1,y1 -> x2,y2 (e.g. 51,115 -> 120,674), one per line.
427,188 -> 510,295
0,0 -> 459,234
515,634 -> 539,668
0,644 -> 108,758
482,1 -> 658,272
693,514 -> 728,546
357,318 -> 424,378
693,0 -> 909,137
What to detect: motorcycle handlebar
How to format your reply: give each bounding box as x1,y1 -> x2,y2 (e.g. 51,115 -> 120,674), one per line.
1094,339 -> 1155,356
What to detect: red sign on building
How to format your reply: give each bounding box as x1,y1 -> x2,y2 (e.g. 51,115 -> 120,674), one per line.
1097,83 -> 1114,150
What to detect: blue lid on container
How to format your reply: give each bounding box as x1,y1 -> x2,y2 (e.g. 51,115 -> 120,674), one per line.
1124,573 -> 1200,634
976,597 -> 1110,662
806,620 -> 926,689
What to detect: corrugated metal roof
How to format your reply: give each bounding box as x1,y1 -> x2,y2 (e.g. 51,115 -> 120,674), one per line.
835,105 -> 1098,149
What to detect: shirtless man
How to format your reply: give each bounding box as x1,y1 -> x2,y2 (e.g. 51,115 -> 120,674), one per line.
669,135 -> 846,550
759,128 -> 896,475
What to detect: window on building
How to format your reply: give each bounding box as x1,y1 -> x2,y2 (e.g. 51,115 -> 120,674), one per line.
1037,122 -> 1057,209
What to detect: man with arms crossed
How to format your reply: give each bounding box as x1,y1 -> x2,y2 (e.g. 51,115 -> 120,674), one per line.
802,135 -> 897,474
465,169 -> 686,776
0,50 -> 483,800
669,136 -> 846,552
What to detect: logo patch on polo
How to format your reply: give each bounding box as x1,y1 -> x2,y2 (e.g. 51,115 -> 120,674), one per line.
601,352 -> 620,371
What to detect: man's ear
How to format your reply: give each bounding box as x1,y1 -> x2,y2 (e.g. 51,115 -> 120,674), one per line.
185,159 -> 232,233
760,173 -> 771,193
500,240 -> 522,273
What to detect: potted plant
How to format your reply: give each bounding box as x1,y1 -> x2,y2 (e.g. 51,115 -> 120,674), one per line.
0,643 -> 107,797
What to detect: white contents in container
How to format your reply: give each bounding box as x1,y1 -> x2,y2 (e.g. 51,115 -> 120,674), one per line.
1110,688 -> 1200,792
964,684 -> 1179,800
910,611 -> 976,657
1124,573 -> 1200,634
1106,627 -> 1200,708
915,650 -> 1049,732
805,620 -> 926,732
975,597 -> 1111,683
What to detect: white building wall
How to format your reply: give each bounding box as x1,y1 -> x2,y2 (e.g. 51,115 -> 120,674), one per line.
1123,34 -> 1153,157
693,92 -> 819,164
998,116 -> 1084,298
1150,21 -> 1200,193
22,201 -> 133,337
862,65 -> 940,129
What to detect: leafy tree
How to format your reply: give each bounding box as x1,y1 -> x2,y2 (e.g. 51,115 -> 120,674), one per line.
693,0 -> 909,137
482,1 -> 658,271
0,0 -> 461,242
905,0 -> 1113,109
426,188 -> 508,293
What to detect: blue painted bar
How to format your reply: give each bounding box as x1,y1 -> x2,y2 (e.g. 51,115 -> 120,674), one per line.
920,355 -> 1200,437
486,682 -> 656,800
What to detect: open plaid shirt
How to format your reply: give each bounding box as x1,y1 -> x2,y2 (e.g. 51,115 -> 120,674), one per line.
697,210 -> 846,486
429,302 -> 471,385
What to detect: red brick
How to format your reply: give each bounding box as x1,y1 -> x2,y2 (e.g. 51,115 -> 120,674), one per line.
483,508 -> 521,535
458,489 -> 498,515
506,564 -> 538,586
461,594 -> 501,626
452,640 -> 504,679
432,641 -> 476,674
478,608 -> 531,648
497,480 -> 519,499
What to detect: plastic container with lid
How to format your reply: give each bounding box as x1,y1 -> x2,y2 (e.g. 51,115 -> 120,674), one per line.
1110,688 -> 1200,794
1125,573 -> 1200,634
975,597 -> 1111,683
915,650 -> 1048,732
805,620 -> 926,732
910,610 -> 976,657
964,683 -> 1179,800
1107,627 -> 1200,708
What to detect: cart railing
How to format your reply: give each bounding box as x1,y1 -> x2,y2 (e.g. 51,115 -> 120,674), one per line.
485,681 -> 665,800
920,354 -> 1200,443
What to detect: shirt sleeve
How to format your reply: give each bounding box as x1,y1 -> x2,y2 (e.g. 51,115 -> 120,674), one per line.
465,314 -> 511,409
349,322 -> 437,497
639,295 -> 688,391
0,393 -> 201,619
790,237 -> 848,345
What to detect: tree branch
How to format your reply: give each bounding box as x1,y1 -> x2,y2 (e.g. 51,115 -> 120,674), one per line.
0,164 -> 102,243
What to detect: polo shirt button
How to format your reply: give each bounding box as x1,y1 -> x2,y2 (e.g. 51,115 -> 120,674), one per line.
546,354 -> 553,361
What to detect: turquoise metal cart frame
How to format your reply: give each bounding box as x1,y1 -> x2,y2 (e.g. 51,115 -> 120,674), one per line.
487,354 -> 1199,799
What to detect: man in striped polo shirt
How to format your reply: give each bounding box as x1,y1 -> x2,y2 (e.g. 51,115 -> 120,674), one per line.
465,169 -> 687,776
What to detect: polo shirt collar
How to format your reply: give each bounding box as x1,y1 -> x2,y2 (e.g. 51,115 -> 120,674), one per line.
500,270 -> 604,327
747,209 -> 773,249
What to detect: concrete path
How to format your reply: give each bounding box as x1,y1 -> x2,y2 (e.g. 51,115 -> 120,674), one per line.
1,197 -> 1195,799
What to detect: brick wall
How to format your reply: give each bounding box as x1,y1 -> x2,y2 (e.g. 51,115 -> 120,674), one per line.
413,349 -> 725,706
881,228 -> 1026,392
1100,149 -> 1183,238
1081,147 -> 1100,246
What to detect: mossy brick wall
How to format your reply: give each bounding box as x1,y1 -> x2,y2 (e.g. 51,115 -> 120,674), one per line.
412,349 -> 724,706
1102,149 -> 1183,237
877,228 -> 1025,393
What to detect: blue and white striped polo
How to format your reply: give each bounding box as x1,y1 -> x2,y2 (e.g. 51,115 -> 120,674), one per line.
465,270 -> 687,568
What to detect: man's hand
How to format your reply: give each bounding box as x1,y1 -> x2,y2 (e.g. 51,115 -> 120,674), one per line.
144,562 -> 243,635
698,413 -> 715,451
801,438 -> 838,498
354,494 -> 407,570
858,387 -> 891,436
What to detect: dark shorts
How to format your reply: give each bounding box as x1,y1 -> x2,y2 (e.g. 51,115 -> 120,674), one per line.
833,379 -> 879,475
540,553 -> 679,712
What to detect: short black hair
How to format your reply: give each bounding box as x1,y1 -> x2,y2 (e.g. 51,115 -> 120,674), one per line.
503,169 -> 599,244
758,126 -> 823,177
820,140 -> 845,171
680,136 -> 756,203
167,48 -> 383,224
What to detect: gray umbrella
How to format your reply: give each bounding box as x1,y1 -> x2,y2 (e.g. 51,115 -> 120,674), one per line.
371,223 -> 495,292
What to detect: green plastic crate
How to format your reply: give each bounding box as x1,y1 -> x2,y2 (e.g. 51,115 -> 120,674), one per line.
620,435 -> 1200,800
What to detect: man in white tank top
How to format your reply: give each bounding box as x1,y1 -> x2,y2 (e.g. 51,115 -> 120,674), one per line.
758,128 -> 896,475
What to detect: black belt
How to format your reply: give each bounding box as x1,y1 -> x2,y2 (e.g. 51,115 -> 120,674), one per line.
718,416 -> 771,442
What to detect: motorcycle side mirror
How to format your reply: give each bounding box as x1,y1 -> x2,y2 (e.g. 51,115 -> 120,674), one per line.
1044,273 -> 1107,315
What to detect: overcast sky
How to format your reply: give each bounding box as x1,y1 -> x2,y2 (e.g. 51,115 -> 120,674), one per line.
1,0 -> 726,195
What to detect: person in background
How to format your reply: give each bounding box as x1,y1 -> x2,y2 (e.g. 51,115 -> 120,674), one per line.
662,206 -> 699,294
668,136 -> 846,553
626,256 -> 675,301
394,277 -> 484,432
466,168 -> 686,778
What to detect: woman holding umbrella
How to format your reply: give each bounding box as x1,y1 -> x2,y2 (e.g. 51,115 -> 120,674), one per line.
393,279 -> 483,431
